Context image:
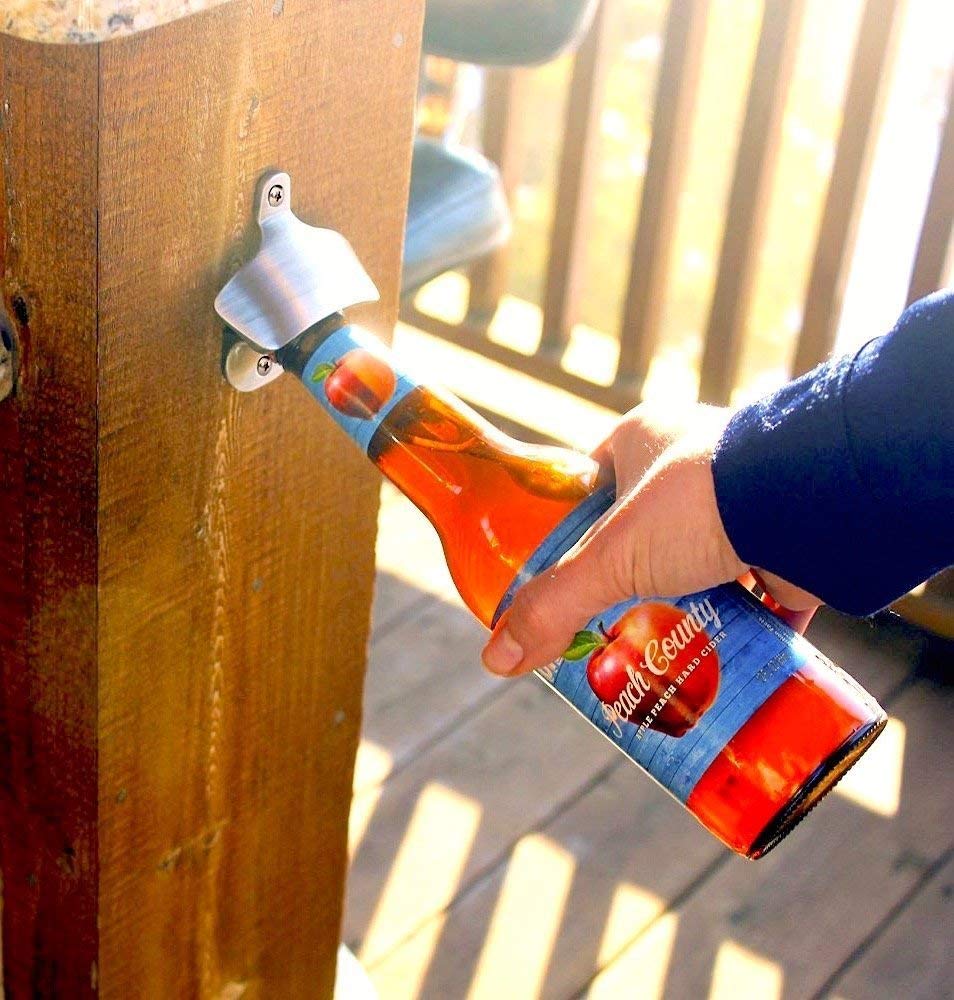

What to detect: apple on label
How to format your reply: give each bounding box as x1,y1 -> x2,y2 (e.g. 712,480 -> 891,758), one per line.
565,602 -> 720,738
311,349 -> 397,419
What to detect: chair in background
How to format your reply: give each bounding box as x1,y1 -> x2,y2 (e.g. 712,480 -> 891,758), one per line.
402,0 -> 601,296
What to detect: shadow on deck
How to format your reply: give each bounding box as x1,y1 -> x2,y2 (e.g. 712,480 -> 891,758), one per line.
345,484 -> 953,1000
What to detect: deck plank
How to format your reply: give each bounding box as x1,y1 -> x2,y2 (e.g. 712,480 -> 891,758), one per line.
357,595 -> 503,792
362,606 -> 923,999
584,678 -> 954,999
372,485 -> 461,635
823,851 -> 954,1000
369,762 -> 724,999
352,490 -> 943,999
344,674 -> 619,965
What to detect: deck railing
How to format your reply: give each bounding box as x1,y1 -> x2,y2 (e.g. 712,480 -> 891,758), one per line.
402,0 -> 953,412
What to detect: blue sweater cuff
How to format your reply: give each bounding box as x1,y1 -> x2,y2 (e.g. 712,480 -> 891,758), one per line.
712,290 -> 954,616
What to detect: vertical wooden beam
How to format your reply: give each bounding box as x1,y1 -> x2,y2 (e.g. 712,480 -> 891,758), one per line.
792,0 -> 906,375
698,0 -> 807,404
0,1 -> 424,996
540,0 -> 616,353
467,69 -> 526,321
617,0 -> 711,396
906,72 -> 954,305
0,36 -> 100,997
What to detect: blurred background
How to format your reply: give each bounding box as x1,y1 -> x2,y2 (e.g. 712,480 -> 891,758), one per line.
344,1 -> 953,998
405,0 -> 951,411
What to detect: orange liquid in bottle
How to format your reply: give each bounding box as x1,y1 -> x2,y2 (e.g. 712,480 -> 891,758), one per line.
368,385 -> 602,625
282,323 -> 885,857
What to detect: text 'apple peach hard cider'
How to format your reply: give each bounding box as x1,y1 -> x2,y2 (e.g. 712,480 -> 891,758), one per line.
280,322 -> 887,858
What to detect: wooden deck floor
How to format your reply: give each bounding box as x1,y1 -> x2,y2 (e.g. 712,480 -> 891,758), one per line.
345,484 -> 954,1000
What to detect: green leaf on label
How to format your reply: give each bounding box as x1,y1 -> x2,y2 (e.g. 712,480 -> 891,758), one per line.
310,362 -> 338,383
562,630 -> 605,661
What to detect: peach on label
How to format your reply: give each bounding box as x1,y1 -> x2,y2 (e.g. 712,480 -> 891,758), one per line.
565,601 -> 721,738
311,348 -> 397,419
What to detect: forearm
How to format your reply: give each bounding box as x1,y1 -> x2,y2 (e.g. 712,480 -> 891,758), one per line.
712,289 -> 954,615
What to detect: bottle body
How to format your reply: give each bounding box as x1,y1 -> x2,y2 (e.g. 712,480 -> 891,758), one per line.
281,322 -> 886,858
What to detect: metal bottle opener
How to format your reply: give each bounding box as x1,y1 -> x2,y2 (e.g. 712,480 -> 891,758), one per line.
214,170 -> 380,392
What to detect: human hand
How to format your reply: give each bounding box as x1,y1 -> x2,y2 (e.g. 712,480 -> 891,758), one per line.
481,402 -> 819,677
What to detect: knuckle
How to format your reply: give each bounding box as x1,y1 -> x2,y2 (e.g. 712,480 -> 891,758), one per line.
511,585 -> 552,641
588,509 -> 641,597
636,535 -> 660,598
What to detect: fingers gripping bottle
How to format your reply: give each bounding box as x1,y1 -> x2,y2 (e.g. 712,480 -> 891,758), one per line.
279,318 -> 887,858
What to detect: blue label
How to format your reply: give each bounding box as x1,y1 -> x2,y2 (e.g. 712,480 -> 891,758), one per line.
301,325 -> 419,453
495,496 -> 816,802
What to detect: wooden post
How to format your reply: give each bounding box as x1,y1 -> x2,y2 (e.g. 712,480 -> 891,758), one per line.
792,0 -> 905,376
698,0 -> 807,404
0,2 -> 423,996
467,69 -> 527,321
540,0 -> 617,353
906,73 -> 954,306
618,0 -> 710,395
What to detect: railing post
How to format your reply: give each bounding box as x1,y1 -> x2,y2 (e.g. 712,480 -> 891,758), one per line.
698,0 -> 808,404
792,0 -> 906,376
617,0 -> 711,398
468,69 -> 527,321
540,0 -> 618,355
906,73 -> 954,306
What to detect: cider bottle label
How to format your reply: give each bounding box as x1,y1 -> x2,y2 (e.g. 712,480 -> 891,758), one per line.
301,326 -> 420,452
301,323 -> 825,805
494,493 -> 820,803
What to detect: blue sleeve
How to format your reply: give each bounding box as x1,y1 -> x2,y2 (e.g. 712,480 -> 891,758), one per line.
712,288 -> 954,616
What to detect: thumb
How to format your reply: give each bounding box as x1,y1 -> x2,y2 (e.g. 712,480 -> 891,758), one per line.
481,435 -> 744,676
481,502 -> 643,677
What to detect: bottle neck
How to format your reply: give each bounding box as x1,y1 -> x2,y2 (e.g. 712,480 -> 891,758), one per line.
279,320 -> 604,623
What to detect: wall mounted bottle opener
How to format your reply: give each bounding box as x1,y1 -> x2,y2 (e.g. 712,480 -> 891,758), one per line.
214,170 -> 380,391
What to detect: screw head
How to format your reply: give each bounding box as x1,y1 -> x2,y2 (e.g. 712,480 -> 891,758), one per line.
256,356 -> 273,376
267,184 -> 284,207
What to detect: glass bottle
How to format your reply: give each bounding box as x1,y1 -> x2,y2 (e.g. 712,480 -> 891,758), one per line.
279,318 -> 886,858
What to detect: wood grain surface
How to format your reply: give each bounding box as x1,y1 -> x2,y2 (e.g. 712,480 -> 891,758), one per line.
698,0 -> 807,404
0,1 -> 424,995
540,0 -> 617,353
0,36 -> 101,998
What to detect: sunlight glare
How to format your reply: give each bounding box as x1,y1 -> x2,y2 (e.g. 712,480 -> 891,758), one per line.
563,323 -> 620,386
353,738 -> 394,794
488,293 -> 543,355
596,882 -> 666,966
468,834 -> 576,1000
348,785 -> 385,862
393,323 -> 617,451
641,344 -> 702,405
413,272 -> 471,326
359,783 -> 482,966
709,940 -> 783,1000
587,912 -> 679,999
369,913 -> 451,1000
833,716 -> 905,817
